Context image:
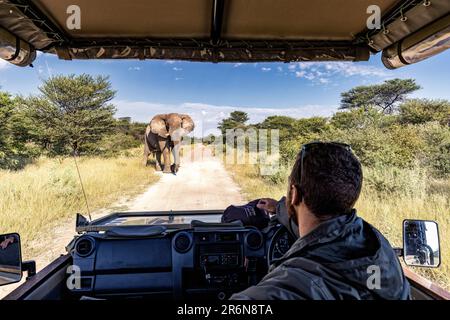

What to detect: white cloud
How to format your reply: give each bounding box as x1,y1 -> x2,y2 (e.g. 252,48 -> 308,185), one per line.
287,61 -> 387,84
298,63 -> 308,70
323,62 -> 387,77
114,100 -> 337,136
165,60 -> 177,64
32,60 -> 54,78
295,71 -> 306,78
175,77 -> 183,81
173,67 -> 182,71
128,66 -> 141,71
0,59 -> 10,70
261,67 -> 271,72
277,66 -> 283,72
233,63 -> 243,68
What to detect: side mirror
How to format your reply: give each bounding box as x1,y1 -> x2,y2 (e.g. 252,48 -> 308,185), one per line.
0,233 -> 22,286
403,220 -> 440,268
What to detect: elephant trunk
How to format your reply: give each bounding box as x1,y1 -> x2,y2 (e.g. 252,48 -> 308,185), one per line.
171,141 -> 182,173
172,141 -> 182,166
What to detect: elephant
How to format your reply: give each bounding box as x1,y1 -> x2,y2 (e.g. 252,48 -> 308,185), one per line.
143,113 -> 195,173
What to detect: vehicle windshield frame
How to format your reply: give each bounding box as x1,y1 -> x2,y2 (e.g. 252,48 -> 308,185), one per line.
75,210 -> 225,233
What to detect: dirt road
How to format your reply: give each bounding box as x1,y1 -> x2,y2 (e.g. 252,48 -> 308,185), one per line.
128,145 -> 244,211
0,144 -> 244,298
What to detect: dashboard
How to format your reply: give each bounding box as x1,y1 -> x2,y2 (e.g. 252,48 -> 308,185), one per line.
69,224 -> 295,300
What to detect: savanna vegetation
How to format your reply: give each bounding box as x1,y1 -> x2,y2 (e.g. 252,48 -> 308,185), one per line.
0,149 -> 158,259
223,79 -> 450,289
0,74 -> 156,258
0,74 -> 147,170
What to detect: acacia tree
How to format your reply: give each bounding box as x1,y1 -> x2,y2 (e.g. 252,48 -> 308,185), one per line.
23,74 -> 116,155
340,78 -> 420,114
217,110 -> 249,134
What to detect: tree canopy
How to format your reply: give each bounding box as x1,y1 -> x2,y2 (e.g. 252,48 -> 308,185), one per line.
22,74 -> 116,154
340,78 -> 420,114
217,110 -> 249,134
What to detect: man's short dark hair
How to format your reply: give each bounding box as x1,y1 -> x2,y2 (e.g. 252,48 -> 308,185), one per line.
289,142 -> 363,219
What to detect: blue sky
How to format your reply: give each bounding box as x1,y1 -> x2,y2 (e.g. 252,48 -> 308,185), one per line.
1,50 -> 449,135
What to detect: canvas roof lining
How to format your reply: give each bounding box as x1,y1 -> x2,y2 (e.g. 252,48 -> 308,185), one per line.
32,0 -> 397,40
0,0 -> 449,62
221,0 -> 398,41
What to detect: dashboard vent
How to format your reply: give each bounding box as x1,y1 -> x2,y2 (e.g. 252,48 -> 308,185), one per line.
174,232 -> 192,253
245,230 -> 263,250
75,237 -> 95,257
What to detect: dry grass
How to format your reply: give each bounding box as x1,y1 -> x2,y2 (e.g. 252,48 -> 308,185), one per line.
226,162 -> 450,290
0,148 -> 159,257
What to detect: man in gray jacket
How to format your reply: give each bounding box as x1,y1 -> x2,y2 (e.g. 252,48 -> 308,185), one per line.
232,142 -> 411,300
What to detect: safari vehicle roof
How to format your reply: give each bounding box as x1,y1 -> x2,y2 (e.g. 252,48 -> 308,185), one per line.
0,0 -> 449,62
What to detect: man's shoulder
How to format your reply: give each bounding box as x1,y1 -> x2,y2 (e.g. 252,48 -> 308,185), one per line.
231,260 -> 334,300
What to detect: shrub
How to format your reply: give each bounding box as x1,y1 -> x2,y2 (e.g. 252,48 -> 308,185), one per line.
0,92 -> 39,169
330,106 -> 385,130
363,165 -> 428,198
83,132 -> 143,156
399,99 -> 450,126
412,122 -> 450,177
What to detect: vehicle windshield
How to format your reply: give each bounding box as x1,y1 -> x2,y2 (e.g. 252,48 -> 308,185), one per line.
96,212 -> 223,227
0,0 -> 449,298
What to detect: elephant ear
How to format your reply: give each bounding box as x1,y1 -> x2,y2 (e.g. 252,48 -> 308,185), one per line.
166,113 -> 183,136
180,114 -> 195,133
150,114 -> 169,138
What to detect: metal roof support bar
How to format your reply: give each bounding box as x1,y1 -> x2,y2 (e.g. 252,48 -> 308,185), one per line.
211,0 -> 225,45
7,0 -> 68,45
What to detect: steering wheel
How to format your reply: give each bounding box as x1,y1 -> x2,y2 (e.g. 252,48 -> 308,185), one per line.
267,226 -> 296,266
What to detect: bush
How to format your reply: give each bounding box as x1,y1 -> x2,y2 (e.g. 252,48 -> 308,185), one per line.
83,132 -> 143,156
415,122 -> 450,177
330,106 -> 386,130
294,121 -> 427,170
262,165 -> 290,185
363,165 -> 428,198
0,92 -> 39,169
399,99 -> 450,126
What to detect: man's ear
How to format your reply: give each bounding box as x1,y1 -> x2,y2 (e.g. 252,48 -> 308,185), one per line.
290,185 -> 301,206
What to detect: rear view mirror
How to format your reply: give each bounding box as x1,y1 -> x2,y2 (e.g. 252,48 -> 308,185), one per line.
403,220 -> 440,268
0,233 -> 22,286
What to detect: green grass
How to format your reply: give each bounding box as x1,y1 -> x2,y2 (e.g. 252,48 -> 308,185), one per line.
0,147 -> 159,259
226,162 -> 450,290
